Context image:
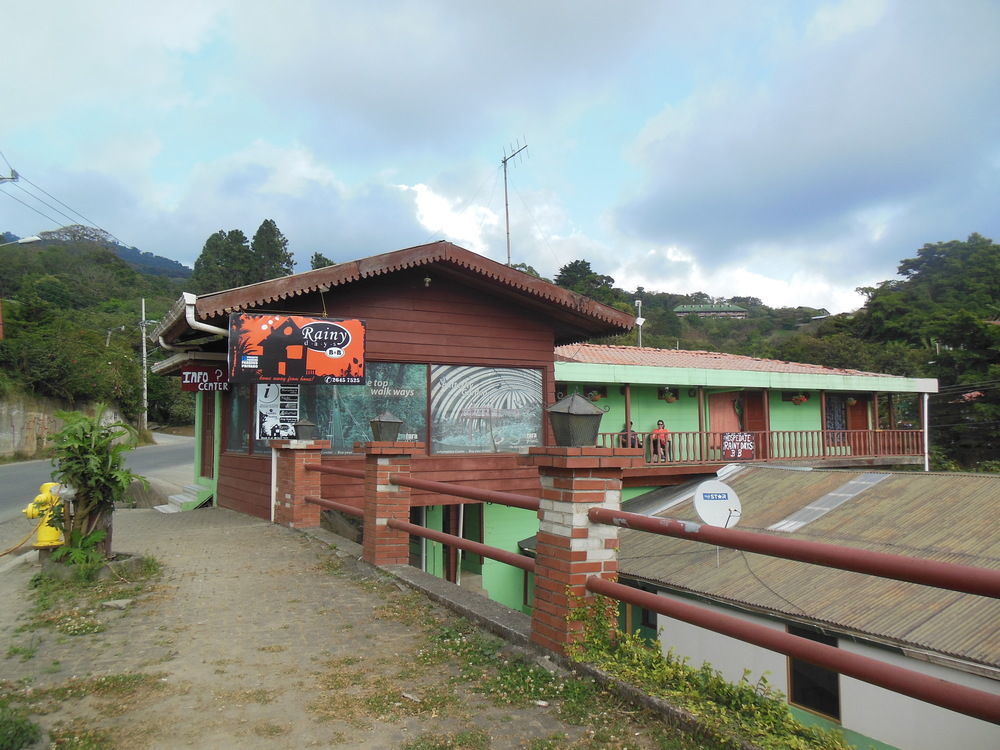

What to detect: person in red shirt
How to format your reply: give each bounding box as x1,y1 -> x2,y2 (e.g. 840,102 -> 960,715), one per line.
651,419 -> 671,462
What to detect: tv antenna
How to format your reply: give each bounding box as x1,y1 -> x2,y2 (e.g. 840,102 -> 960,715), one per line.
500,140 -> 528,265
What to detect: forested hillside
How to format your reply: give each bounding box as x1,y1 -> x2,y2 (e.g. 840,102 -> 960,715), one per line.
0,234 -> 192,425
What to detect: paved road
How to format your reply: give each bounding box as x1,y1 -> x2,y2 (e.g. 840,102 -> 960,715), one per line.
0,433 -> 194,524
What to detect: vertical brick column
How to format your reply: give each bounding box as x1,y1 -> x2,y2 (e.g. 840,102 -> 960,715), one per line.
524,446 -> 642,655
359,442 -> 423,567
271,439 -> 331,528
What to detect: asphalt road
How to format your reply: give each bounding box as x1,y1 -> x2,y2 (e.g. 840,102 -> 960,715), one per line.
0,433 -> 194,524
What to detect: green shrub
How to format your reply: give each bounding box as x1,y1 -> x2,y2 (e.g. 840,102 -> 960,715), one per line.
0,704 -> 42,750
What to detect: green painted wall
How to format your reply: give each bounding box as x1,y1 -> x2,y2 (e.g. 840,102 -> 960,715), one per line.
483,504 -> 538,613
789,707 -> 899,750
563,381 -> 835,448
424,505 -> 445,578
770,393 -> 822,431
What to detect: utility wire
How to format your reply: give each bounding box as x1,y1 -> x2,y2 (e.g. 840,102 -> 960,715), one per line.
513,181 -> 564,273
0,187 -> 65,228
738,551 -> 806,614
9,180 -> 81,228
16,173 -> 124,245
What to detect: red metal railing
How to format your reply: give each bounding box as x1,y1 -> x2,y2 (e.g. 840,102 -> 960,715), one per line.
300,461 -> 1000,723
589,577 -> 999,724
599,428 -> 923,464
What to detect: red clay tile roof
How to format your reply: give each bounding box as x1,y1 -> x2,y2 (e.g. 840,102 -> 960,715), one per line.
555,343 -> 901,378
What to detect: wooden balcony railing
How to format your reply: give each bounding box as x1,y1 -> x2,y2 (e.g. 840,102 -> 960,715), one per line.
599,429 -> 923,465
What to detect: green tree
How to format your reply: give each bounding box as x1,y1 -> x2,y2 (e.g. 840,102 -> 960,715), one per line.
191,229 -> 251,293
554,260 -> 621,305
250,219 -> 294,280
310,252 -> 336,270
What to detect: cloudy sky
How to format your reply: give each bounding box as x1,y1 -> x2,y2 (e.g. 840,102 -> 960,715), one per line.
2,0 -> 998,313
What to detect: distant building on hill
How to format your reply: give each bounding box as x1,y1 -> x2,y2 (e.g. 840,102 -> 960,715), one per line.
673,303 -> 748,319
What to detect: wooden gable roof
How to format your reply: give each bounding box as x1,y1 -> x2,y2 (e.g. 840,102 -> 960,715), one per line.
155,241 -> 634,347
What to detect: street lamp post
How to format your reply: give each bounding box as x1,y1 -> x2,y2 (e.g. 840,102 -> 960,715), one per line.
634,299 -> 645,348
0,236 -> 42,340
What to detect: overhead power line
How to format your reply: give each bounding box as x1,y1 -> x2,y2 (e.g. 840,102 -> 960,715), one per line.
0,187 -> 65,227
0,150 -> 127,246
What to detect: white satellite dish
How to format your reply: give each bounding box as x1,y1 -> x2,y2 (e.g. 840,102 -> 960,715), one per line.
694,479 -> 742,528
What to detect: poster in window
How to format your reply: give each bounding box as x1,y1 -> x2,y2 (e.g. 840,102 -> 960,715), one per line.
430,365 -> 542,454
298,362 -> 428,453
256,384 -> 299,439
228,313 -> 365,384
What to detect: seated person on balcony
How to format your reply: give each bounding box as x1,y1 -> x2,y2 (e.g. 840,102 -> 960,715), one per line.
651,420 -> 671,462
618,421 -> 642,448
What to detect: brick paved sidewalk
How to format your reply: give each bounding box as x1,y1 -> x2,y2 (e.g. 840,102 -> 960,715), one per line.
0,508 -> 594,749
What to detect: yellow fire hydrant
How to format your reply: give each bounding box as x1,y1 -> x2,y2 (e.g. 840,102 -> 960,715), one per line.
22,482 -> 65,549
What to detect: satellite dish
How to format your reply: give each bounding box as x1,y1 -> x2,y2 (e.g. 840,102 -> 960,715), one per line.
694,479 -> 742,528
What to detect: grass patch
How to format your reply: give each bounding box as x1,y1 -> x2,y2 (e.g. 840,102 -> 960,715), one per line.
5,643 -> 38,662
23,557 -> 162,636
0,703 -> 42,750
402,728 -> 491,749
0,673 -> 168,718
308,655 -> 462,729
48,724 -> 114,749
420,620 -> 713,750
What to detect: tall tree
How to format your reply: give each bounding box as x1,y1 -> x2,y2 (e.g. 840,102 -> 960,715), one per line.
554,260 -> 619,304
250,219 -> 294,280
191,229 -> 251,293
310,252 -> 336,270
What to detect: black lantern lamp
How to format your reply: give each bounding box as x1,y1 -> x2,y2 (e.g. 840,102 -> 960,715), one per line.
370,411 -> 403,442
293,418 -> 319,440
546,393 -> 605,447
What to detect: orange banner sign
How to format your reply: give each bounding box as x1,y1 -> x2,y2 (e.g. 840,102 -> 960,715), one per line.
228,313 -> 366,384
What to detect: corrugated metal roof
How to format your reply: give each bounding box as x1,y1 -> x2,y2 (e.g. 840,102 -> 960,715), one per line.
555,343 -> 900,379
619,467 -> 1000,671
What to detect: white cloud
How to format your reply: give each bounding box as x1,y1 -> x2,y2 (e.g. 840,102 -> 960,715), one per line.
401,184 -> 499,256
806,0 -> 888,44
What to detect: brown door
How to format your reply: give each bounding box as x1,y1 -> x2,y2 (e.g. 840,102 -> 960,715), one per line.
847,396 -> 871,455
742,391 -> 769,459
200,393 -> 215,479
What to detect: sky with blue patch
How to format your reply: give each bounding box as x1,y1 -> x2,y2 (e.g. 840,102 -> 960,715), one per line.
2,0 -> 998,313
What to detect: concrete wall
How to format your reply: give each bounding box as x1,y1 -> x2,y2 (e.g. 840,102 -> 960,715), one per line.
655,593 -> 1000,750
0,394 -> 123,458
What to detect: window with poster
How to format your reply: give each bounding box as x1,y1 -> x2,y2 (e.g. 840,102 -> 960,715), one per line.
224,362 -> 544,456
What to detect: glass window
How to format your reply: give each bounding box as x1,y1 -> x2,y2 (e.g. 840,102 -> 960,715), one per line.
226,385 -> 250,453
788,625 -> 841,720
430,365 -> 542,454
298,362 -> 428,454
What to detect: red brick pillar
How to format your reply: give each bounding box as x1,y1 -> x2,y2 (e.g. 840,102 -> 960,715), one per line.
271,439 -> 331,528
359,442 -> 422,567
525,446 -> 642,655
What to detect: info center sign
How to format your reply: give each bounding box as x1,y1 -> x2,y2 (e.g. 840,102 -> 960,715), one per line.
228,313 -> 366,385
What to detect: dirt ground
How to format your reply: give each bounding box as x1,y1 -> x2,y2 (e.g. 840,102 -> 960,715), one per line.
0,509 -> 679,750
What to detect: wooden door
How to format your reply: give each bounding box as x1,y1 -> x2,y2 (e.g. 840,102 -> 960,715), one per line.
847,396 -> 871,455
742,391 -> 769,459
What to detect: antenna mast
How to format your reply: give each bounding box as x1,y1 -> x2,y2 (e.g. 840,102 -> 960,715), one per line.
501,141 -> 528,265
